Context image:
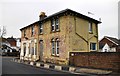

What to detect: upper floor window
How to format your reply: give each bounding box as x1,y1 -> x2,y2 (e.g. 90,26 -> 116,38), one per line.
55,18 -> 59,31
51,17 -> 59,32
90,43 -> 96,51
23,29 -> 26,37
89,22 -> 93,33
51,19 -> 55,31
39,23 -> 43,34
31,25 -> 34,36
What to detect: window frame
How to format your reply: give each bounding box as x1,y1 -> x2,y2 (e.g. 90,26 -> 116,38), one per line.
55,18 -> 59,31
23,29 -> 26,37
89,22 -> 93,33
23,43 -> 26,56
51,38 -> 60,56
51,38 -> 55,55
35,43 -> 37,55
51,17 -> 60,32
39,23 -> 43,34
90,42 -> 97,51
51,18 -> 55,32
31,25 -> 34,36
56,38 -> 59,56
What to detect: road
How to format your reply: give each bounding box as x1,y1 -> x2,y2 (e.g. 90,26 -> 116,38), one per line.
2,56 -> 73,74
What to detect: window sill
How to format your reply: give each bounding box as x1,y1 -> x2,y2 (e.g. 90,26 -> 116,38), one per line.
31,34 -> 35,37
51,30 -> 60,33
89,31 -> 93,34
39,33 -> 43,35
56,29 -> 60,32
90,50 -> 97,52
51,54 -> 59,57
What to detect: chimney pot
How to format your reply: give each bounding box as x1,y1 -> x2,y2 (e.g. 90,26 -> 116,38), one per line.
39,12 -> 47,20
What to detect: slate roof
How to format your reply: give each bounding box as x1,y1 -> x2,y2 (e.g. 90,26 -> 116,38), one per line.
7,37 -> 16,42
99,36 -> 120,49
20,8 -> 101,31
104,36 -> 120,45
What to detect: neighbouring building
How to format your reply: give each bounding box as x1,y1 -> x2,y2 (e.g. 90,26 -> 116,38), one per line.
7,36 -> 17,49
99,36 -> 120,52
0,37 -> 11,49
0,37 -> 12,54
15,38 -> 21,52
20,9 -> 101,65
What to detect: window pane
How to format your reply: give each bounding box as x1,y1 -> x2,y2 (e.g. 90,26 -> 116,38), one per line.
32,47 -> 34,55
31,26 -> 34,36
56,41 -> 59,55
56,48 -> 59,54
56,24 -> 59,30
52,41 -> 55,55
52,26 -> 54,31
39,23 -> 43,33
90,43 -> 96,50
24,30 -> 26,37
51,19 -> 55,31
89,22 -> 92,33
23,43 -> 26,56
35,43 -> 37,55
55,18 -> 59,30
55,18 -> 59,25
52,48 -> 55,54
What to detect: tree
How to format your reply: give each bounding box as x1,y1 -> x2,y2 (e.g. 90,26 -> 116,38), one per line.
0,26 -> 7,37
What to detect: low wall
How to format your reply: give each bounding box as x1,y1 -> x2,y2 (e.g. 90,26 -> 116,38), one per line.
69,52 -> 120,72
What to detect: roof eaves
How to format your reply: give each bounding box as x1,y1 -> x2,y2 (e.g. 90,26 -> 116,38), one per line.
20,21 -> 39,31
105,37 -> 119,45
20,8 -> 101,31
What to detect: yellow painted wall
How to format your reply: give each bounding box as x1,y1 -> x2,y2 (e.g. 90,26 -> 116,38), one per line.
68,15 -> 98,52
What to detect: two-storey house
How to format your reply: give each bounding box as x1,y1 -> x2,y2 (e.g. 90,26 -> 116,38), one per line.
20,9 -> 101,65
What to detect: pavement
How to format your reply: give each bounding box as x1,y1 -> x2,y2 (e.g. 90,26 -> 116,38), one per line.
13,58 -> 116,75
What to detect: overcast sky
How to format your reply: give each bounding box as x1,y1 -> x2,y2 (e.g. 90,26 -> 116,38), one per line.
0,0 -> 119,40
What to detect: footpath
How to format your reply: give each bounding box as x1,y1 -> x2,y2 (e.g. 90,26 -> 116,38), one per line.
13,58 -> 118,75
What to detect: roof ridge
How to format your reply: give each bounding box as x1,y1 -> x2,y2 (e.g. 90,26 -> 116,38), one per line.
20,8 -> 101,31
104,36 -> 119,45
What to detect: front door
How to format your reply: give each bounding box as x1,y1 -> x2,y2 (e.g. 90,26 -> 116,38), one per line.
39,40 -> 43,61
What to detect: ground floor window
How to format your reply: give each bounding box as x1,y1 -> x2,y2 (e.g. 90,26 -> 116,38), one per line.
29,43 -> 30,54
90,43 -> 96,51
32,47 -> 34,55
35,43 -> 37,55
23,43 -> 26,56
52,39 -> 55,55
51,38 -> 60,56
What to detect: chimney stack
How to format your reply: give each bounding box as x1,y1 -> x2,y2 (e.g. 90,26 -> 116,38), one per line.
39,12 -> 47,20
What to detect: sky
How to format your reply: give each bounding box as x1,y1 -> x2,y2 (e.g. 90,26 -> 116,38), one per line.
0,0 -> 119,40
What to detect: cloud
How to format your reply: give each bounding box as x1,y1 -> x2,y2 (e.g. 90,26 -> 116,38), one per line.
0,0 -> 119,39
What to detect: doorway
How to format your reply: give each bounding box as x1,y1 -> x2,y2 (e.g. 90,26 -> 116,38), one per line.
39,40 -> 43,61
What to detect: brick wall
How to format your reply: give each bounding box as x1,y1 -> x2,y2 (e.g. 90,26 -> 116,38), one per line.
69,52 -> 120,72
